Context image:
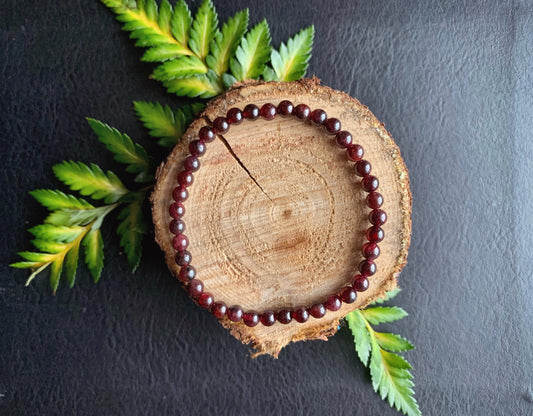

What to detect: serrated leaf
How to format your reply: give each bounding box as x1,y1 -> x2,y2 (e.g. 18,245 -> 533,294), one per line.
362,306 -> 408,325
49,257 -> 63,293
188,0 -> 218,61
28,224 -> 84,243
10,261 -> 41,269
269,25 -> 314,81
171,0 -> 192,46
157,0 -> 172,33
206,9 -> 248,76
30,189 -> 94,210
375,332 -> 414,353
371,287 -> 402,305
53,161 -> 128,204
64,240 -> 80,288
141,44 -> 189,62
82,228 -> 104,283
162,70 -> 222,98
30,239 -> 68,254
152,55 -> 207,81
117,195 -> 147,272
345,310 -> 372,366
222,73 -> 237,89
16,251 -> 55,263
230,19 -> 271,81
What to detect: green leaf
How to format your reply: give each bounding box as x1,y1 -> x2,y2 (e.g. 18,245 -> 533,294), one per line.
10,261 -> 42,269
64,240 -> 81,288
152,55 -> 208,81
117,194 -> 147,272
157,0 -> 172,33
162,70 -> 222,98
206,9 -> 248,76
345,310 -> 372,366
371,287 -> 402,305
170,0 -> 192,46
49,257 -> 63,293
229,19 -> 271,81
375,332 -> 415,353
268,25 -> 314,81
361,306 -> 408,325
188,0 -> 218,61
30,239 -> 68,254
83,229 -> 104,283
16,251 -> 55,263
28,224 -> 84,243
30,189 -> 94,210
53,161 -> 128,203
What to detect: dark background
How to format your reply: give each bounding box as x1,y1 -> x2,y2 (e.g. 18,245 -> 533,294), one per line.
1,1 -> 532,415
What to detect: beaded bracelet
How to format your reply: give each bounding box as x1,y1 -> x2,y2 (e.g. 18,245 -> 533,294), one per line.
168,100 -> 387,327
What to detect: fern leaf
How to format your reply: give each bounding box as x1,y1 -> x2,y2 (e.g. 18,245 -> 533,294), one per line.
162,70 -> 222,98
345,309 -> 372,366
30,189 -> 94,210
49,257 -> 63,293
117,194 -> 147,272
28,224 -> 84,243
15,251 -> 55,263
64,239 -> 81,288
171,0 -> 192,46
152,55 -> 208,81
30,240 -> 68,254
229,19 -> 271,81
188,0 -> 218,61
83,229 -> 104,283
361,306 -> 408,325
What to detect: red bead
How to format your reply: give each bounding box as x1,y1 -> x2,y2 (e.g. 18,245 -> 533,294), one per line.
340,286 -> 357,304
309,303 -> 326,319
293,103 -> 310,120
183,156 -> 200,172
172,186 -> 188,202
188,279 -> 203,298
169,202 -> 185,219
362,242 -> 380,260
198,292 -> 214,309
355,160 -> 371,176
178,265 -> 196,282
277,100 -> 294,116
346,144 -> 364,161
243,104 -> 260,120
352,275 -> 369,292
189,140 -> 206,157
361,175 -> 379,192
211,301 -> 227,318
277,309 -> 292,324
169,219 -> 185,234
243,311 -> 260,327
227,305 -> 243,322
369,209 -> 387,226
325,295 -> 342,311
310,108 -> 327,125
175,250 -> 192,266
212,118 -> 229,134
172,233 -> 189,251
259,311 -> 276,326
366,192 -> 383,209
177,170 -> 194,187
324,118 -> 341,134
359,260 -> 376,276
260,103 -> 277,120
335,131 -> 353,148
292,307 -> 309,323
199,126 -> 216,142
226,108 -> 243,124
366,226 -> 384,243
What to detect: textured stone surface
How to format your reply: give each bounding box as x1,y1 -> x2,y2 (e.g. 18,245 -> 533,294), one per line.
1,0 -> 532,415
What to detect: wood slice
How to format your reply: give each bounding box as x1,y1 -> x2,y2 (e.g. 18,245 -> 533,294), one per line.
151,78 -> 412,357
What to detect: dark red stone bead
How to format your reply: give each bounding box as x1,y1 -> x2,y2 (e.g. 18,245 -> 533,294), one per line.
362,242 -> 380,260
212,118 -> 229,134
346,144 -> 364,161
310,108 -> 327,125
211,301 -> 227,318
361,175 -> 379,192
293,103 -> 310,120
335,131 -> 353,148
172,186 -> 188,202
243,104 -> 260,120
189,140 -> 206,157
325,295 -> 342,311
366,192 -> 383,209
359,260 -> 376,276
172,233 -> 189,251
174,250 -> 192,266
260,103 -> 277,120
259,311 -> 276,326
340,286 -> 357,304
277,100 -> 294,116
324,118 -> 341,134
198,292 -> 214,309
243,311 -> 260,327
199,126 -> 217,142
183,156 -> 200,172
178,265 -> 196,282
226,107 -> 243,124
169,202 -> 185,219
169,218 -> 185,234
277,309 -> 292,324
309,303 -> 326,319
369,209 -> 387,226
188,278 -> 204,298
366,226 -> 384,243
292,307 -> 309,323
227,305 -> 243,322
355,160 -> 371,176
177,170 -> 194,187
352,275 -> 369,292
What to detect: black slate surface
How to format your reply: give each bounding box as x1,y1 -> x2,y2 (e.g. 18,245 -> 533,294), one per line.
1,1 -> 532,415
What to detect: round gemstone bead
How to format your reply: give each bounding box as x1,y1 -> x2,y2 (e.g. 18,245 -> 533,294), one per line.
325,295 -> 342,311
243,104 -> 260,120
335,131 -> 353,148
211,301 -> 227,319
292,307 -> 309,323
226,108 -> 243,124
277,100 -> 294,116
310,108 -> 327,125
199,126 -> 217,142
198,292 -> 214,309
243,311 -> 260,327
346,144 -> 364,161
172,186 -> 188,202
169,219 -> 185,234
177,170 -> 194,187
174,250 -> 192,266
189,140 -> 206,157
369,209 -> 387,226
183,156 -> 200,172
260,103 -> 277,120
227,305 -> 243,322
188,279 -> 204,298
361,175 -> 379,192
212,117 -> 229,134
340,286 -> 357,304
362,242 -> 380,260
277,309 -> 292,324
366,226 -> 384,243
172,233 -> 189,251
260,311 -> 276,326
169,202 -> 185,219
293,103 -> 311,120
324,118 -> 341,134
366,192 -> 383,209
352,275 -> 369,292
309,303 -> 326,319
178,265 -> 196,282
355,160 -> 371,177
359,260 -> 376,276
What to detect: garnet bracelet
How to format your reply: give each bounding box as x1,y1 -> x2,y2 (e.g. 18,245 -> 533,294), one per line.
168,101 -> 387,327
